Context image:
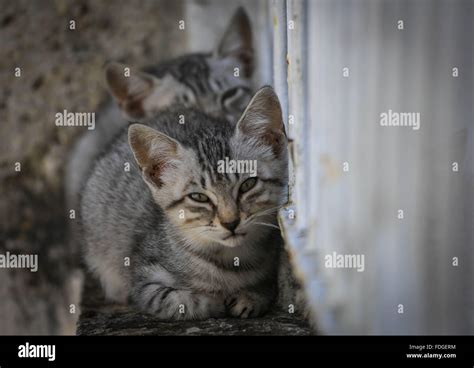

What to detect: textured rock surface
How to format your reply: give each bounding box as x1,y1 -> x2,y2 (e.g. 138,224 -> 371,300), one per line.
78,309 -> 313,336
77,274 -> 313,336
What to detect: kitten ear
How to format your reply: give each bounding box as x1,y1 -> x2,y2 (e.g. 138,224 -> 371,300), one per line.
217,7 -> 253,77
105,62 -> 155,120
236,86 -> 286,155
128,124 -> 180,188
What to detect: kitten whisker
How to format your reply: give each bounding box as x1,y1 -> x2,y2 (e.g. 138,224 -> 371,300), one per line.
249,222 -> 281,230
244,204 -> 285,224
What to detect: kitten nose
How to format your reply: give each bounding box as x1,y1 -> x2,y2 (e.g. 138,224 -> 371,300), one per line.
221,219 -> 240,233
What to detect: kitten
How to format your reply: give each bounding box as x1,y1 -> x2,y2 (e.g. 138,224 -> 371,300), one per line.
65,7 -> 254,212
80,87 -> 288,319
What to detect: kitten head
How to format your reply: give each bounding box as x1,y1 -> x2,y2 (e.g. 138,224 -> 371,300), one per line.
128,86 -> 288,248
106,7 -> 253,124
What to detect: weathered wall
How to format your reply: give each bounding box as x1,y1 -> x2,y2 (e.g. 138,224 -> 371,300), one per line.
280,0 -> 473,334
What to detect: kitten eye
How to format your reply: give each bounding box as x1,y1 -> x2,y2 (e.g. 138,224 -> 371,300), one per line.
239,177 -> 258,194
221,87 -> 240,100
221,87 -> 251,112
188,193 -> 210,203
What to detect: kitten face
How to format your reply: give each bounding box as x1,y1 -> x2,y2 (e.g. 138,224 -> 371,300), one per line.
129,87 -> 288,249
106,7 -> 253,124
170,53 -> 253,124
162,149 -> 287,248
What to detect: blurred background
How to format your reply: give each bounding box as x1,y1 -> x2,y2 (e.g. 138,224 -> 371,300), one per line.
0,0 -> 472,335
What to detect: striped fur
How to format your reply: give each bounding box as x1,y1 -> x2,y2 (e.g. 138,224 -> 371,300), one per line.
66,7 -> 254,213
81,87 -> 288,320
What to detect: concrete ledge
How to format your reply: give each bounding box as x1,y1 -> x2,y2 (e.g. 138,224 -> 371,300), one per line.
77,274 -> 313,336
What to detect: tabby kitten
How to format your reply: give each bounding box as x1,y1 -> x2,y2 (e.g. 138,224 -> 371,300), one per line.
104,7 -> 253,124
80,87 -> 288,319
66,7 -> 254,211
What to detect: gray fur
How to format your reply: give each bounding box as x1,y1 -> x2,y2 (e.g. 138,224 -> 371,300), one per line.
80,87 -> 289,320
65,7 -> 254,213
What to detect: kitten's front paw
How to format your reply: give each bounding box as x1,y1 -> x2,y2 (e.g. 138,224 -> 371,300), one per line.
225,292 -> 269,319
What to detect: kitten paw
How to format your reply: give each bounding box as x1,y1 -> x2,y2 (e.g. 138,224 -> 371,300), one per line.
225,292 -> 268,318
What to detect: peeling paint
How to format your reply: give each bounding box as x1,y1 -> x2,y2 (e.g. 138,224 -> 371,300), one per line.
320,154 -> 341,182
